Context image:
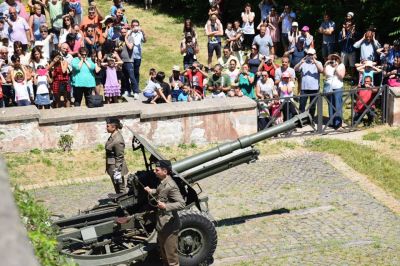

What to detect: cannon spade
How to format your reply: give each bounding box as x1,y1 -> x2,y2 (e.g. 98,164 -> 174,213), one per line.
53,111 -> 312,266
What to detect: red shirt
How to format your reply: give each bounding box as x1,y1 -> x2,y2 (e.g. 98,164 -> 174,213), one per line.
261,63 -> 278,80
186,70 -> 205,88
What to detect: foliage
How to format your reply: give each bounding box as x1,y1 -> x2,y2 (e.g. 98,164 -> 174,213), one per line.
14,187 -> 76,266
305,138 -> 400,199
58,134 -> 74,152
151,0 -> 400,43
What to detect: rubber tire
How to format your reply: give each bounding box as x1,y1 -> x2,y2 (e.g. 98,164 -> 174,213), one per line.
178,210 -> 217,266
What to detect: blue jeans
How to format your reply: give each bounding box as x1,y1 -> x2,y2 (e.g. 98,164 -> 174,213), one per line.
327,89 -> 343,128
122,62 -> 140,94
17,99 -> 31,106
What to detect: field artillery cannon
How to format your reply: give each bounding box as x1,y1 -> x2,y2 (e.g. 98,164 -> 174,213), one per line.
53,112 -> 312,266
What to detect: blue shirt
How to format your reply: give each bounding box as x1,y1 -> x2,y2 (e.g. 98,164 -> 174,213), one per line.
320,21 -> 336,44
338,31 -> 356,53
299,61 -> 323,91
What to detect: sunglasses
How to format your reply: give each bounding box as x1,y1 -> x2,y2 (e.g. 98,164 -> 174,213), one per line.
40,30 -> 48,33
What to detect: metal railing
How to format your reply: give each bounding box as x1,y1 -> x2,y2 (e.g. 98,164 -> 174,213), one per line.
257,85 -> 389,135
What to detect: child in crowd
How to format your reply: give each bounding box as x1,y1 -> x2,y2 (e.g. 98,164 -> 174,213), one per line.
270,97 -> 283,125
377,43 -> 390,67
10,56 -> 33,106
34,65 -> 52,109
225,22 -> 235,50
103,56 -> 123,104
356,60 -> 382,86
178,85 -> 191,102
143,71 -> 169,104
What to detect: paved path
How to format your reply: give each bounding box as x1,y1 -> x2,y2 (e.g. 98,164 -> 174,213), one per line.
33,152 -> 400,265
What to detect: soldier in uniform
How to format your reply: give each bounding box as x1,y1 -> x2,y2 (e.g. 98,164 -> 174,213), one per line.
144,160 -> 185,266
105,117 -> 129,194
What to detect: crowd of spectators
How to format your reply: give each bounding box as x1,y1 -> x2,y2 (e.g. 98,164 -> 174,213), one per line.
0,0 -> 399,130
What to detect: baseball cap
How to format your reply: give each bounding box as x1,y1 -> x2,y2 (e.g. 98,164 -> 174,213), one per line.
347,12 -> 354,18
301,26 -> 309,32
282,72 -> 290,78
292,21 -> 298,27
172,65 -> 180,72
306,48 -> 316,55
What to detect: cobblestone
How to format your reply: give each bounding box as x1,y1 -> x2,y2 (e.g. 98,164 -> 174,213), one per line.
32,152 -> 400,265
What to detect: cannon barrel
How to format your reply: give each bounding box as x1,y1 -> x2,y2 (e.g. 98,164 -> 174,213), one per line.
172,111 -> 312,174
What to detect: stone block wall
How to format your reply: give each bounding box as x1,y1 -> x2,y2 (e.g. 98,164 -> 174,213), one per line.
0,98 -> 257,152
388,87 -> 400,126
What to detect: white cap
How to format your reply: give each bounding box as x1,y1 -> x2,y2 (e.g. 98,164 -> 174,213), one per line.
347,12 -> 354,18
172,65 -> 180,71
364,60 -> 374,67
292,21 -> 298,27
101,15 -> 114,24
306,48 -> 316,55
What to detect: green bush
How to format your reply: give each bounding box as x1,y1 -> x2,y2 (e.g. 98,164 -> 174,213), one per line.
58,135 -> 74,152
14,187 -> 76,266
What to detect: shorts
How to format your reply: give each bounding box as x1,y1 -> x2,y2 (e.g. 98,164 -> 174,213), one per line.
144,91 -> 156,99
341,51 -> 356,67
35,93 -> 51,105
208,42 -> 221,58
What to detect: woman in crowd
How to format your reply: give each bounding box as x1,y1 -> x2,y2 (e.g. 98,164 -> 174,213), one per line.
230,20 -> 243,64
59,15 -> 75,46
28,3 -> 46,41
237,63 -> 255,99
255,70 -> 276,100
29,46 -> 47,70
241,3 -> 255,51
246,43 -> 262,77
324,53 -> 346,129
183,18 -> 197,41
13,41 -> 30,66
71,47 -> 96,106
48,50 -> 71,108
268,6 -> 280,55
84,24 -> 99,57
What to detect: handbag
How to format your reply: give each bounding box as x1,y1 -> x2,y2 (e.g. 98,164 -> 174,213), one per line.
87,94 -> 104,108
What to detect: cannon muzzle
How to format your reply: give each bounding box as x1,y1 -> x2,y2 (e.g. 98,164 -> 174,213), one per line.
172,111 -> 312,175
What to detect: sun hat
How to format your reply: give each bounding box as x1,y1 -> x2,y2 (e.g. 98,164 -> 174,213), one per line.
172,65 -> 180,71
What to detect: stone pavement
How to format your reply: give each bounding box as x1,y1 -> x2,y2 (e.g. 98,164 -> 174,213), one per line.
33,152 -> 400,265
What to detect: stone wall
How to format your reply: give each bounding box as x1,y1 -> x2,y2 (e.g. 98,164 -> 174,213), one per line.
387,87 -> 400,126
0,158 -> 39,266
0,98 -> 257,152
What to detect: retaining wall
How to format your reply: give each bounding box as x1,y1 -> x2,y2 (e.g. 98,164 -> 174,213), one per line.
0,98 -> 257,152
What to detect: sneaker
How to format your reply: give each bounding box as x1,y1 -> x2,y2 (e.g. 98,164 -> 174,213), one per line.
122,91 -> 130,97
133,93 -> 139,100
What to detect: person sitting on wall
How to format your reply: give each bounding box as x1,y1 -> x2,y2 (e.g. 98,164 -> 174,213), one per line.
143,71 -> 170,104
206,63 -> 231,98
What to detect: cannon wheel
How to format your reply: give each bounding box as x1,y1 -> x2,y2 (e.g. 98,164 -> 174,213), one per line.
178,210 -> 217,266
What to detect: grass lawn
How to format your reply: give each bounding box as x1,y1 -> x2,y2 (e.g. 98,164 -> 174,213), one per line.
305,137 -> 400,200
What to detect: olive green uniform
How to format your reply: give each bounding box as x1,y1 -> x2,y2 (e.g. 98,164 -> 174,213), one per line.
105,131 -> 129,193
149,176 -> 185,266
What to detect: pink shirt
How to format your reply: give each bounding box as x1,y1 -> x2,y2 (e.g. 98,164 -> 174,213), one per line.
9,17 -> 29,45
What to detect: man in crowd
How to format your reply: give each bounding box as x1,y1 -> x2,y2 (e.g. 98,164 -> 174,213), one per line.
274,55 -> 295,85
205,14 -> 223,68
318,13 -> 336,62
294,48 -> 324,119
207,64 -> 231,97
338,20 -> 357,80
279,5 -> 296,52
144,160 -> 185,266
122,19 -> 145,99
353,30 -> 381,62
185,61 -> 208,98
217,46 -> 239,69
252,24 -> 274,57
7,6 -> 31,49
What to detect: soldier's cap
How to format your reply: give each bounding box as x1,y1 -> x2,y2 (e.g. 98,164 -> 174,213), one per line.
106,117 -> 120,125
155,160 -> 172,170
